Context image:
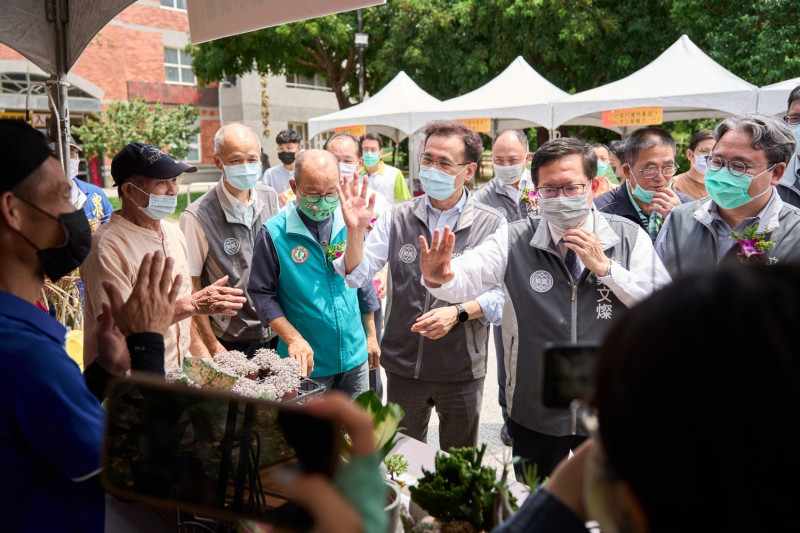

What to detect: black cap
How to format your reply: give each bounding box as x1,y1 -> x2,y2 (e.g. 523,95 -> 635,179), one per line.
111,142 -> 197,186
0,119 -> 54,193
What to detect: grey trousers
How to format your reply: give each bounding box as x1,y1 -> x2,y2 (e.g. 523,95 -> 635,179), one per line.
313,360 -> 369,400
386,371 -> 484,451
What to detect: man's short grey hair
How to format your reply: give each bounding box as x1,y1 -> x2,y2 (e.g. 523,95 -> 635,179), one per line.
213,123 -> 262,155
714,113 -> 795,165
492,129 -> 529,152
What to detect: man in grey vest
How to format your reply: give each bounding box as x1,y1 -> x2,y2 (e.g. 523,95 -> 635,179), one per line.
474,128 -> 535,446
336,120 -> 504,451
776,85 -> 800,208
656,113 -> 800,276
181,123 -> 279,358
419,137 -> 670,477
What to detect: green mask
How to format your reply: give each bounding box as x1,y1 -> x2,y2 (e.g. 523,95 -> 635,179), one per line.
363,152 -> 381,167
298,195 -> 339,221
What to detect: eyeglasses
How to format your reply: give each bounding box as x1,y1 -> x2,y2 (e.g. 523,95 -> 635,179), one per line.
298,191 -> 338,203
633,165 -> 679,179
782,114 -> 800,125
418,154 -> 470,173
535,183 -> 589,199
705,155 -> 773,178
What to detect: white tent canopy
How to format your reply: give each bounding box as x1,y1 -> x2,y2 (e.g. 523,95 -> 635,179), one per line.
552,35 -> 759,130
307,71 -> 441,141
409,56 -> 569,132
757,78 -> 800,115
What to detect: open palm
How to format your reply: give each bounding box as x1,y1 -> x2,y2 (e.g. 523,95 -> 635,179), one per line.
337,175 -> 376,230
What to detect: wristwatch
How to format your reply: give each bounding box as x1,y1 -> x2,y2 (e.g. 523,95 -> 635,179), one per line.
454,303 -> 469,323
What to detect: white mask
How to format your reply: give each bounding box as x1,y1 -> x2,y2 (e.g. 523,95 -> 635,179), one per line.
538,193 -> 591,231
339,162 -> 358,183
493,162 -> 525,185
69,158 -> 80,180
692,152 -> 708,175
130,183 -> 178,220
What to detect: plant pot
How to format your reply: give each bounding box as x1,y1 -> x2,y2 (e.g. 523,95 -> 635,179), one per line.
385,479 -> 402,533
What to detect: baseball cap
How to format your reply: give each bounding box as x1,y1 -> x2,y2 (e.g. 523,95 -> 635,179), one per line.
47,134 -> 81,153
0,119 -> 53,193
111,142 -> 197,186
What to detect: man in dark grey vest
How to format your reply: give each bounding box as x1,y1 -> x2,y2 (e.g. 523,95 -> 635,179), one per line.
181,123 -> 279,358
656,113 -> 800,277
776,85 -> 800,208
419,137 -> 670,477
335,120 -> 504,451
473,128 -> 534,446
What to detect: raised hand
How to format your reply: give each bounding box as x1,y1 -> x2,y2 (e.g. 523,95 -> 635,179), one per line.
337,175 -> 376,231
419,226 -> 456,287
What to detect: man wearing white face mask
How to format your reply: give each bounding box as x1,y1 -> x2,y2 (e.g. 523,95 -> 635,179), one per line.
776,84 -> 800,208
48,135 -> 112,232
656,113 -> 800,276
473,128 -> 532,446
181,123 -> 280,358
417,137 -> 669,477
82,142 -> 247,369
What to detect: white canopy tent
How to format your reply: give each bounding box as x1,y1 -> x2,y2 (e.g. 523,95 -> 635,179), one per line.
408,56 -> 569,133
757,78 -> 800,115
552,35 -> 759,133
307,71 -> 441,142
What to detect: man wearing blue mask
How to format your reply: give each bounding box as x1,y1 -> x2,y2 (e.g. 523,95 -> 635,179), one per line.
656,113 -> 800,275
594,127 -> 694,242
82,142 -> 247,369
335,120 -> 505,451
417,137 -> 670,477
776,85 -> 800,208
180,123 -> 279,358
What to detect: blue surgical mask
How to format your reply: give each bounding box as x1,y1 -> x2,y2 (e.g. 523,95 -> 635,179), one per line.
705,165 -> 774,209
223,162 -> 262,191
596,161 -> 609,178
790,124 -> 800,156
130,183 -> 178,220
419,165 -> 466,201
629,175 -> 656,203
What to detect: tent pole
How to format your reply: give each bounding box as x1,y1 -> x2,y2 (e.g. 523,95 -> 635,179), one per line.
50,0 -> 71,181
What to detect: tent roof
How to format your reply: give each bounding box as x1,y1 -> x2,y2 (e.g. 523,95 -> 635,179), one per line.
308,71 -> 441,141
757,77 -> 800,115
409,56 -> 569,131
552,35 -> 759,129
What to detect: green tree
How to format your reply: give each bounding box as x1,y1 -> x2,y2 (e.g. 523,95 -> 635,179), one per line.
73,98 -> 199,160
187,14 -> 361,109
670,0 -> 800,86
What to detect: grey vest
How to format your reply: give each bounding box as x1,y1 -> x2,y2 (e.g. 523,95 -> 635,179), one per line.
383,192 -> 503,382
473,177 -> 535,222
661,198 -> 800,278
503,212 -> 639,435
776,155 -> 800,209
184,184 -> 279,342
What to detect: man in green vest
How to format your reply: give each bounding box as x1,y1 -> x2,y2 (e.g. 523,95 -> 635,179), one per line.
248,149 -> 370,397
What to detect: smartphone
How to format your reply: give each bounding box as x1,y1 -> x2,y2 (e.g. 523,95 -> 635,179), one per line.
541,342 -> 600,408
100,374 -> 339,528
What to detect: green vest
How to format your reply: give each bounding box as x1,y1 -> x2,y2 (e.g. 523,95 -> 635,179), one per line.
265,207 -> 367,377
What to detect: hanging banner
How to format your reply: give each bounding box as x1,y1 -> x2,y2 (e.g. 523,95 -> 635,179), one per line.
458,118 -> 491,133
601,107 -> 663,128
335,124 -> 367,137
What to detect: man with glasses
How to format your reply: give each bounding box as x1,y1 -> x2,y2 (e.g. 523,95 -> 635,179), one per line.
776,85 -> 800,208
248,149 -> 370,398
656,113 -> 800,276
416,137 -> 669,477
594,127 -> 694,241
335,120 -> 504,451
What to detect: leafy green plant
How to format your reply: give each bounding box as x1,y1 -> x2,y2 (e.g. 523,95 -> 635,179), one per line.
409,444 -> 518,532
384,453 -> 409,481
353,390 -> 405,461
519,460 -> 547,494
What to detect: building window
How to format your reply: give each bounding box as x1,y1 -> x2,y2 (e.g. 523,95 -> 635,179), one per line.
164,48 -> 195,85
160,0 -> 187,10
286,73 -> 332,92
185,133 -> 200,162
0,72 -> 93,98
288,122 -> 308,148
311,131 -> 332,150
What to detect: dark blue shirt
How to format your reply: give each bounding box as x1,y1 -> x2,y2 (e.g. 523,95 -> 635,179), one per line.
0,290 -> 105,532
73,178 -> 112,230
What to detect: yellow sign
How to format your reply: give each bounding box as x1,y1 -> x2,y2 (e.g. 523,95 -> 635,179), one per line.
335,124 -> 366,137
458,118 -> 491,133
601,107 -> 663,128
0,112 -> 30,123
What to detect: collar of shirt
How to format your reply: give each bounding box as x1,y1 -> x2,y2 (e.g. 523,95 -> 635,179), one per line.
424,186 -> 468,233
70,178 -> 87,209
0,289 -> 66,345
363,160 -> 385,177
502,172 -> 531,203
707,186 -> 781,233
294,203 -> 333,245
111,211 -> 167,242
217,178 -> 259,226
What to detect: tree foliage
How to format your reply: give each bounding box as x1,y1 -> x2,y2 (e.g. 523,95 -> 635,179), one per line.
72,98 -> 200,161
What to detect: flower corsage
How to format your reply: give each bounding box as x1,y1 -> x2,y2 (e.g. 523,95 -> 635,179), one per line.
520,187 -> 539,213
729,225 -> 775,265
324,241 -> 347,261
